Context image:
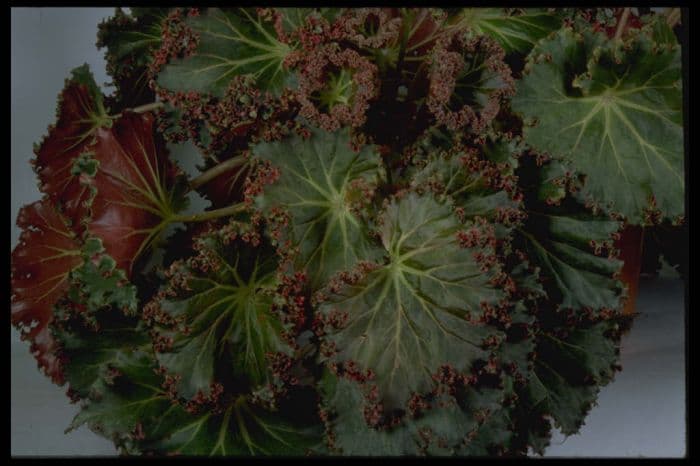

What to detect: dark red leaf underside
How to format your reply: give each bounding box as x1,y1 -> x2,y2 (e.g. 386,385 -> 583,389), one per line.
87,112 -> 180,276
11,199 -> 83,383
405,9 -> 444,57
199,163 -> 249,209
601,10 -> 643,38
34,81 -> 103,232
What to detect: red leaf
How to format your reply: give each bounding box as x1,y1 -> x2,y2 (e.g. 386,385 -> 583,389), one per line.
198,158 -> 249,209
34,69 -> 108,232
86,112 -> 183,276
602,9 -> 644,38
404,8 -> 444,58
11,199 -> 83,384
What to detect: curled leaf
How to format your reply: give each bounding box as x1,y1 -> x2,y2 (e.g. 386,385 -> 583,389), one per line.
149,228 -> 292,399
142,394 -> 323,456
252,127 -> 385,289
33,65 -> 110,231
427,33 -> 515,132
11,199 -> 83,383
84,111 -> 188,277
519,212 -> 623,314
528,321 -> 620,435
317,192 -> 505,409
295,44 -> 379,131
512,27 -> 684,223
451,8 -> 562,55
156,8 -> 294,98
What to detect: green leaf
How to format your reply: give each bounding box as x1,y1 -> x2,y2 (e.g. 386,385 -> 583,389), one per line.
97,8 -> 169,109
512,27 -> 684,223
454,8 -> 562,55
70,238 -> 139,313
319,373 -> 414,455
142,394 -> 323,456
529,322 -> 620,435
70,347 -> 322,456
68,350 -> 173,450
154,232 -> 291,399
409,134 -> 521,239
428,32 -> 514,132
253,127 -> 385,289
499,338 -> 534,382
52,238 -> 142,398
276,8 -> 313,34
100,8 -> 167,62
510,262 -> 546,301
648,14 -> 678,45
276,8 -> 342,35
519,211 -> 623,312
320,371 -> 514,456
317,192 -> 504,409
455,386 -> 514,456
156,8 -> 293,98
55,309 -> 150,400
533,158 -> 572,205
542,324 -> 619,384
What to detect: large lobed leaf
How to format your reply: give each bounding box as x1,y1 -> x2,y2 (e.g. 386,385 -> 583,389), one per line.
31,65 -> 188,278
83,111 -> 189,277
452,8 -> 562,55
528,321 -> 620,435
11,199 -> 83,383
70,350 -> 322,456
68,350 -> 173,451
409,133 -> 522,239
253,127 -> 385,290
53,238 -> 141,399
519,212 -> 623,312
517,156 -> 624,315
322,371 -> 518,456
97,8 -> 170,109
317,192 -> 505,409
140,394 -> 323,456
58,230 -> 321,455
33,64 -> 111,231
156,8 -> 294,98
512,26 -> 684,223
13,65 -> 187,385
152,230 -> 292,399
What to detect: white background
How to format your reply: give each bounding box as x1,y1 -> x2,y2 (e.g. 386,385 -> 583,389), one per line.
11,7 -> 687,457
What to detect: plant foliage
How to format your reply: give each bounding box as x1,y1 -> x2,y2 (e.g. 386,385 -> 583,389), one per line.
11,7 -> 685,457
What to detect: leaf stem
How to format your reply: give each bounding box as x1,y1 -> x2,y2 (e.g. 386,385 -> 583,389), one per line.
614,8 -> 631,40
132,102 -> 165,114
109,102 -> 165,119
173,203 -> 247,223
665,7 -> 681,28
189,155 -> 248,191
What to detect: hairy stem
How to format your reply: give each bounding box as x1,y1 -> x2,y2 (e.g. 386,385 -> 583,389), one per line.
614,8 -> 631,40
189,155 -> 248,191
173,203 -> 247,223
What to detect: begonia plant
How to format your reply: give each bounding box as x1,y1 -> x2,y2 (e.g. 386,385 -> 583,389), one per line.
11,7 -> 685,456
